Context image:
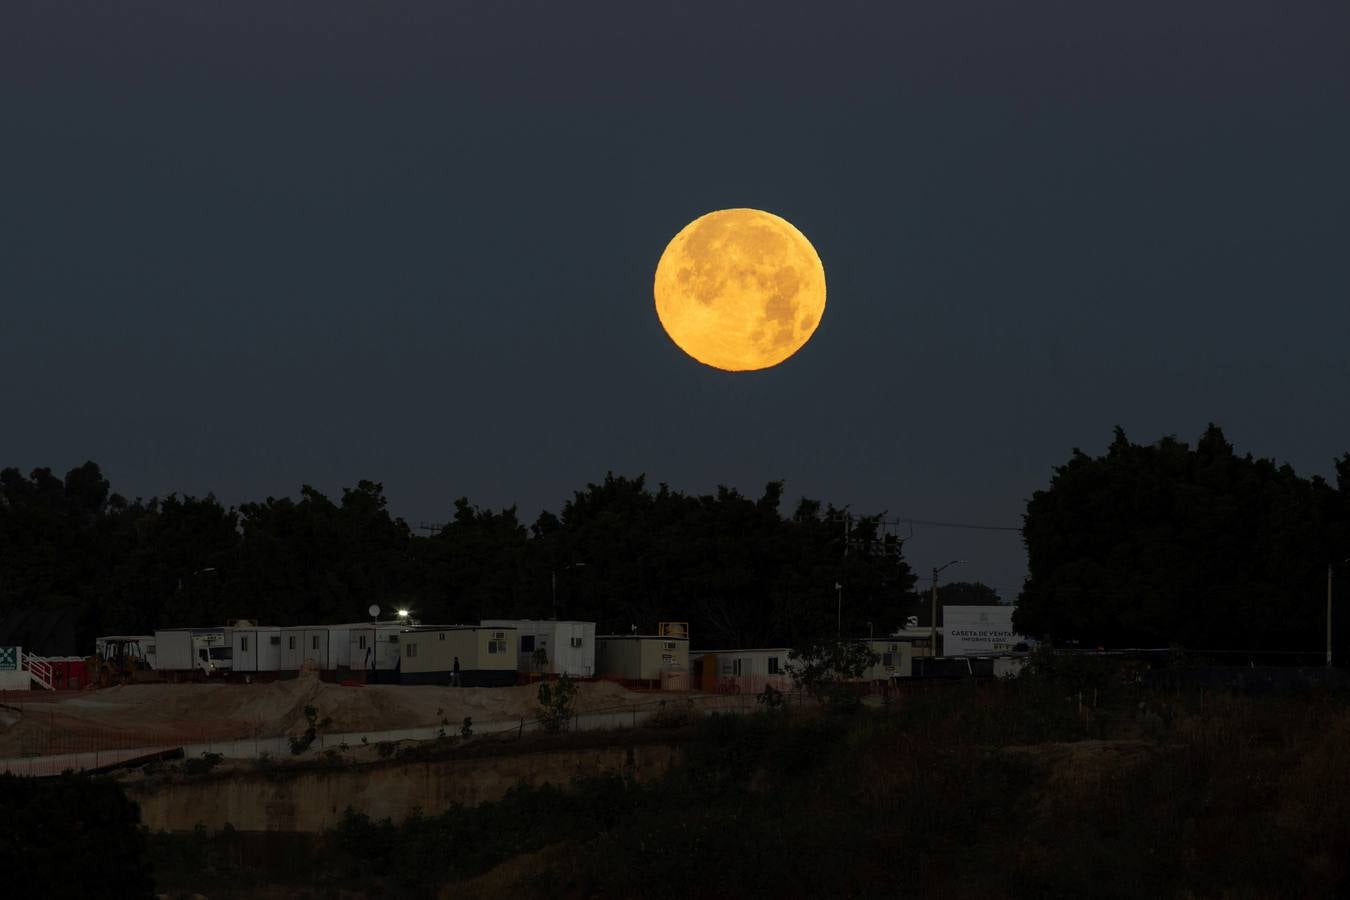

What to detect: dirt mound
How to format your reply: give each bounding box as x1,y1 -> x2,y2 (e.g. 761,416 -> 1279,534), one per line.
0,678 -> 653,757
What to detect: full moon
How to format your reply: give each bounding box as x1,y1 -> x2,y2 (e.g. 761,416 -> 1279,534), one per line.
654,208 -> 826,372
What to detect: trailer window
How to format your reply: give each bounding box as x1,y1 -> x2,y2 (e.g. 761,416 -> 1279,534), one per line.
732,659 -> 743,676
663,640 -> 676,650
269,636 -> 280,646
768,657 -> 780,674
406,643 -> 417,658
240,637 -> 250,652
311,636 -> 320,650
488,640 -> 506,654
358,636 -> 366,650
288,636 -> 296,650
520,635 -> 535,652
882,652 -> 895,667
570,637 -> 583,648
439,633 -> 446,641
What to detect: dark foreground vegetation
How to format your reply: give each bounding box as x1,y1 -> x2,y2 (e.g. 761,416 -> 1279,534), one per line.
135,663 -> 1350,899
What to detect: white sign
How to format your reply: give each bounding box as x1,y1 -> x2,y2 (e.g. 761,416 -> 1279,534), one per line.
943,606 -> 1026,656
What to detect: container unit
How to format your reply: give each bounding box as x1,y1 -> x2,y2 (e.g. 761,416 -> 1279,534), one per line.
279,626 -> 333,671
699,648 -> 794,694
861,638 -> 914,680
326,624 -> 356,670
43,657 -> 90,690
231,626 -> 282,673
594,634 -> 690,685
480,619 -> 596,677
348,623 -> 404,678
153,628 -> 232,677
399,626 -> 518,687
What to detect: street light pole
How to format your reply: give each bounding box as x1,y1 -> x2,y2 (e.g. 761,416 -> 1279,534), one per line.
1331,559 -> 1348,668
836,582 -> 843,638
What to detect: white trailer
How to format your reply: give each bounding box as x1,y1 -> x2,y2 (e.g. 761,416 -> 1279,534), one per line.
230,626 -> 281,673
348,623 -> 404,676
326,624 -> 356,669
481,619 -> 596,677
703,648 -> 794,693
279,626 -> 330,670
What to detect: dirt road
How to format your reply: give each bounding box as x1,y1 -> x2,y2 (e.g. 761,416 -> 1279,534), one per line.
0,674 -> 650,758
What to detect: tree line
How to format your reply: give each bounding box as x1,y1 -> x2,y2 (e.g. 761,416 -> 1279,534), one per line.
7,423 -> 1342,658
0,467 -> 919,651
1016,424 -> 1350,658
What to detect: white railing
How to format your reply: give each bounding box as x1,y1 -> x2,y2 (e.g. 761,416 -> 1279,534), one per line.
22,652 -> 54,691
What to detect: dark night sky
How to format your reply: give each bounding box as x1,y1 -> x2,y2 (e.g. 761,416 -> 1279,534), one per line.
4,0 -> 1348,598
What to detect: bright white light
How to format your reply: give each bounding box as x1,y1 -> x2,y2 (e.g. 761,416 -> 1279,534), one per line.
397,609 -> 409,618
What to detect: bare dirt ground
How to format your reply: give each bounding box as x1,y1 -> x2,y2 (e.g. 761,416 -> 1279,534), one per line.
0,675 -> 653,757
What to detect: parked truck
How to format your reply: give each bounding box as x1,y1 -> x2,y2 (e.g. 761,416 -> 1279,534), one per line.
153,628 -> 232,679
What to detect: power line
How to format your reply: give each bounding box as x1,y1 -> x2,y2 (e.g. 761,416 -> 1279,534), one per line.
902,517 -> 1021,533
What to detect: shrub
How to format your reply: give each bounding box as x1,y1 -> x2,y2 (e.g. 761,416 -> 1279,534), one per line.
183,751 -> 224,776
289,705 -> 332,755
757,684 -> 785,709
787,640 -> 878,711
536,674 -> 578,733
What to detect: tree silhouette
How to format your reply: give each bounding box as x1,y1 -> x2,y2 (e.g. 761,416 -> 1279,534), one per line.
1017,425 -> 1348,654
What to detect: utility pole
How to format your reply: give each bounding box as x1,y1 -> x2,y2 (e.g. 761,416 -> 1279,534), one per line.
835,582 -> 843,638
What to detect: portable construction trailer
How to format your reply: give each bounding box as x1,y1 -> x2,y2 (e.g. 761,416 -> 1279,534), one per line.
862,638 -> 915,680
480,619 -> 596,677
595,633 -> 690,684
348,623 -> 404,678
399,625 -> 518,687
698,648 -> 794,693
326,624 -> 356,670
230,626 -> 281,673
279,626 -> 334,671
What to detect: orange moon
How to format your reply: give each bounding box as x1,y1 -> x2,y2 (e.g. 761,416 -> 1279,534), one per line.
654,208 -> 826,372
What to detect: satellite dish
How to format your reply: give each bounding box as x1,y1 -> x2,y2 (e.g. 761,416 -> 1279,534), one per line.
368,604 -> 381,619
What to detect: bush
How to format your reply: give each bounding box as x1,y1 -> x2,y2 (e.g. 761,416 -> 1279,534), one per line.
536,674 -> 578,733
183,751 -> 224,776
649,698 -> 698,728
0,773 -> 153,896
289,704 -> 332,755
757,684 -> 785,709
787,640 -> 878,711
